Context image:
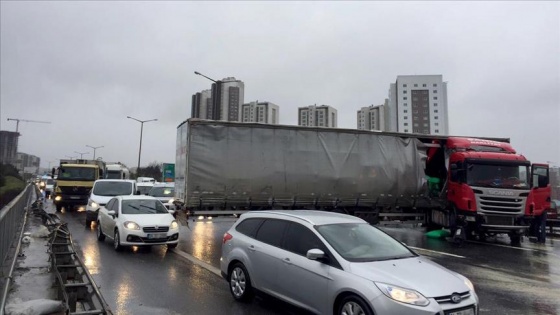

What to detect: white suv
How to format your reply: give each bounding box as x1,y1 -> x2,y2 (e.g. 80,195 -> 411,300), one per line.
86,179 -> 137,227
147,183 -> 176,214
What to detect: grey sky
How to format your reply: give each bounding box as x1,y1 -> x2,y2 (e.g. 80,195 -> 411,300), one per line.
1,1 -> 559,169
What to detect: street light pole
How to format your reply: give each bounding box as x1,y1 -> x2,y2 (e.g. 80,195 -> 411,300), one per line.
74,151 -> 89,159
127,116 -> 157,176
86,145 -> 104,159
194,71 -> 221,120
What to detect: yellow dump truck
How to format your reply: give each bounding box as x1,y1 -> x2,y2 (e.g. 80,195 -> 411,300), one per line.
52,159 -> 106,212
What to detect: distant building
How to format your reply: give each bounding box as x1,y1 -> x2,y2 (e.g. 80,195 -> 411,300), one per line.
298,105 -> 338,128
0,130 -> 19,166
241,101 -> 279,124
191,89 -> 212,119
15,152 -> 40,173
191,77 -> 245,122
387,75 -> 449,135
357,104 -> 385,131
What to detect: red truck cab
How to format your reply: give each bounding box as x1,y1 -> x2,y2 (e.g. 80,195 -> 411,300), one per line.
427,137 -> 550,243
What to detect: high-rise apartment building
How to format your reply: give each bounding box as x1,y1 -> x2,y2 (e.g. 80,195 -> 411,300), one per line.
387,75 -> 449,135
191,89 -> 212,119
357,104 -> 385,131
15,152 -> 40,173
191,77 -> 245,121
298,105 -> 338,127
0,130 -> 19,166
241,101 -> 280,124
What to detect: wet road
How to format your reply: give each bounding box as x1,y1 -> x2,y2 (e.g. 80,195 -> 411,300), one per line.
50,201 -> 560,315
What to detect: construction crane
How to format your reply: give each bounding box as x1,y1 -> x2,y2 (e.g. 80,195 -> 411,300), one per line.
6,118 -> 51,133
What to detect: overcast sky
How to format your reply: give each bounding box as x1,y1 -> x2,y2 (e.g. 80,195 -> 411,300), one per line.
1,1 -> 559,169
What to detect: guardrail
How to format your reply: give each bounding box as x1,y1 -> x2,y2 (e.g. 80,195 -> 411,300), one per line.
44,208 -> 113,314
0,184 -> 34,273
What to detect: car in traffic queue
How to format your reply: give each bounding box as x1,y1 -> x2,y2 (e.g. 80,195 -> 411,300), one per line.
96,195 -> 180,251
85,179 -> 138,227
136,181 -> 154,196
221,210 -> 478,315
148,182 -> 176,215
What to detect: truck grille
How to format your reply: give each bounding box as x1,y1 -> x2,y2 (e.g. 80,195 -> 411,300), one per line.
476,194 -> 525,215
58,186 -> 92,195
143,226 -> 169,233
484,215 -> 513,226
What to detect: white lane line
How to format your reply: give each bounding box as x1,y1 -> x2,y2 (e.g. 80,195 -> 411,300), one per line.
466,240 -> 537,252
408,246 -> 466,259
171,249 -> 222,277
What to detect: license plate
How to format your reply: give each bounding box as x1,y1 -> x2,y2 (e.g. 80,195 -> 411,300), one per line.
448,308 -> 474,315
70,196 -> 81,200
147,233 -> 167,239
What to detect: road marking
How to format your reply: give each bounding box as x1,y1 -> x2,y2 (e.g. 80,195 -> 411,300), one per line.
466,240 -> 539,252
408,246 -> 466,259
171,249 -> 222,277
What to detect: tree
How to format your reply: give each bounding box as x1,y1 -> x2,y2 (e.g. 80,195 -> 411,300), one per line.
136,161 -> 162,181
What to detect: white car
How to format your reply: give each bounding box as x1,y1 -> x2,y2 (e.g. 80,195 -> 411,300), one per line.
96,195 -> 180,251
148,183 -> 176,213
85,179 -> 137,227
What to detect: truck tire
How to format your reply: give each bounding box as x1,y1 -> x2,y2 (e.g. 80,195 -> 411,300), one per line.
509,233 -> 522,245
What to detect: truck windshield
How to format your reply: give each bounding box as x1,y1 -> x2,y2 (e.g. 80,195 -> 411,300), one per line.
106,171 -> 122,179
93,181 -> 133,196
466,163 -> 529,189
59,167 -> 96,181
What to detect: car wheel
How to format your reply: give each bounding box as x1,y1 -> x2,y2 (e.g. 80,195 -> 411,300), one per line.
167,243 -> 177,249
55,204 -> 62,212
97,222 -> 105,241
113,229 -> 122,251
228,263 -> 253,302
338,295 -> 373,315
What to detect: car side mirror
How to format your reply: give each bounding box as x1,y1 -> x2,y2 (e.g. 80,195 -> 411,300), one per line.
306,248 -> 326,261
107,210 -> 116,218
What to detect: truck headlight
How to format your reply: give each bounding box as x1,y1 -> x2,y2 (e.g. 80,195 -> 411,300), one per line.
375,282 -> 429,306
170,220 -> 179,230
124,221 -> 140,230
55,196 -> 62,201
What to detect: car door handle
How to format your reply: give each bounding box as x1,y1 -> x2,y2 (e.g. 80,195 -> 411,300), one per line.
248,245 -> 256,252
283,258 -> 292,265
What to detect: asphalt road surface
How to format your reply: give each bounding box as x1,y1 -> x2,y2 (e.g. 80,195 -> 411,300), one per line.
48,201 -> 560,315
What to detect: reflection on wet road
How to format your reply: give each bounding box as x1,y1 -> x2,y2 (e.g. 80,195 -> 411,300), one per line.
51,202 -> 560,315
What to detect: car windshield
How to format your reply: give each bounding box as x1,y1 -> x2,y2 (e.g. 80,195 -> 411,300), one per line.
137,185 -> 153,195
93,181 -> 132,196
466,163 -> 529,189
149,187 -> 174,197
316,223 -> 416,262
122,199 -> 169,214
59,167 -> 96,181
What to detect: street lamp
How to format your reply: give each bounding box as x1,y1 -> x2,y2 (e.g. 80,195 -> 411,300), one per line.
86,145 -> 104,159
194,71 -> 221,120
74,151 -> 89,159
127,116 -> 157,175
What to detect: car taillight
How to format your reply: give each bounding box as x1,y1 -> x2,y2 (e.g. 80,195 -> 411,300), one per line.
223,232 -> 233,244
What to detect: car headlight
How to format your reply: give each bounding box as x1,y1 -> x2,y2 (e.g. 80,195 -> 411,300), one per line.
88,200 -> 99,208
170,220 -> 179,230
40,182 -> 45,187
375,282 -> 429,306
168,198 -> 174,204
55,196 -> 62,201
124,221 -> 140,230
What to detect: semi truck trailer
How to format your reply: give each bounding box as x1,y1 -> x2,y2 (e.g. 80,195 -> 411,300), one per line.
175,119 -> 550,243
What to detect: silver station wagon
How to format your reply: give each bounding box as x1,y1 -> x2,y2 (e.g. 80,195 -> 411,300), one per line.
220,210 -> 478,315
